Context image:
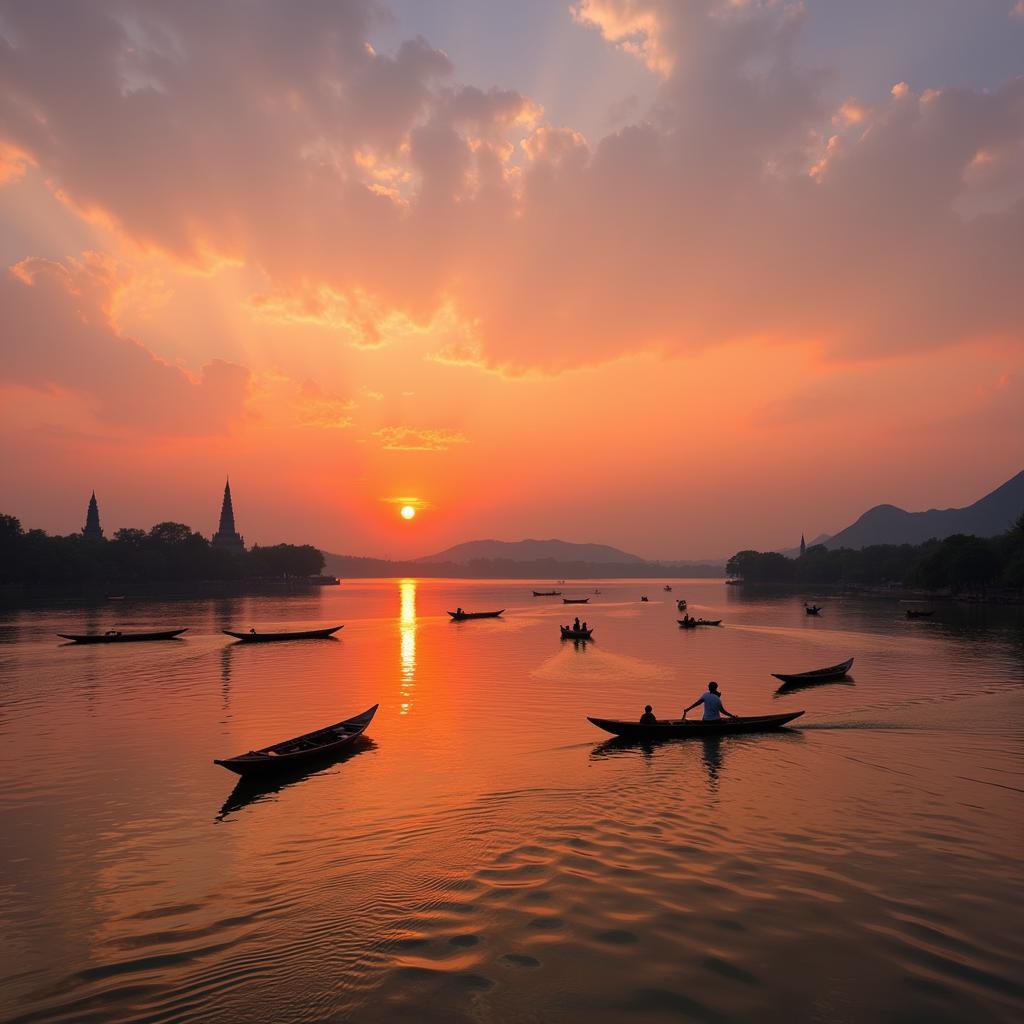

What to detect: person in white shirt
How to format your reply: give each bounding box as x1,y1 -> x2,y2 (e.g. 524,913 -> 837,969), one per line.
682,681 -> 737,722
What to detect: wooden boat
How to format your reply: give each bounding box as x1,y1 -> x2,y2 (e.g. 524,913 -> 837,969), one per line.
677,599 -> 687,611
223,625 -> 343,642
448,609 -> 504,620
560,626 -> 593,640
58,628 -> 187,644
214,705 -> 378,777
664,585 -> 672,592
906,609 -> 935,619
532,590 -> 561,596
805,604 -> 822,616
640,596 -> 649,602
677,618 -> 722,628
771,656 -> 854,686
562,598 -> 590,604
588,711 -> 804,739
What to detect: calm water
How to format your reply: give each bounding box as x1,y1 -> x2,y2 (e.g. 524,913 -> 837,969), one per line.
1,579 -> 1022,1024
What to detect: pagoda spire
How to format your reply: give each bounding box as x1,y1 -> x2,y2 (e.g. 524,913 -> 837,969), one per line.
799,533 -> 806,558
212,478 -> 245,552
82,491 -> 104,541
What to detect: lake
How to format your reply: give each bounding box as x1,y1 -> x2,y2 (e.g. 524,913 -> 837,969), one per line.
1,579 -> 1022,1023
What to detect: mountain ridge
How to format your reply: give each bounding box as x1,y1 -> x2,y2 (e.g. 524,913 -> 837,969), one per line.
822,470 -> 1024,550
415,538 -> 646,565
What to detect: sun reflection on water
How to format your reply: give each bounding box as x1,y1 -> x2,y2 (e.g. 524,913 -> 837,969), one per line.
399,579 -> 417,714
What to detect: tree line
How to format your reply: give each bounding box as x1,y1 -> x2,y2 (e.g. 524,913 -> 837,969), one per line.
0,515 -> 324,587
726,515 -> 1024,592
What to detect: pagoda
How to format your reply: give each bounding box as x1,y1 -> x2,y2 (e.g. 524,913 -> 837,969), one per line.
212,479 -> 245,552
82,491 -> 104,541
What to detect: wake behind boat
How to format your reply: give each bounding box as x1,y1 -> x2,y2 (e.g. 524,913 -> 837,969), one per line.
223,625 -> 343,642
587,711 -> 804,739
771,657 -> 854,686
58,628 -> 187,644
214,704 -> 378,777
448,609 -> 504,620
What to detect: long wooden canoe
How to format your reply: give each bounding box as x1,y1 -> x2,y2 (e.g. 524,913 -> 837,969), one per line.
532,590 -> 561,596
771,656 -> 854,685
58,628 -> 187,644
448,609 -> 504,620
214,704 -> 379,777
560,626 -> 593,640
588,711 -> 804,739
223,626 -> 343,642
906,609 -> 935,619
677,619 -> 722,628
562,597 -> 590,604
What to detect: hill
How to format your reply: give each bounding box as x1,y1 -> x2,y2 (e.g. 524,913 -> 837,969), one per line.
824,470 -> 1024,550
416,538 -> 646,565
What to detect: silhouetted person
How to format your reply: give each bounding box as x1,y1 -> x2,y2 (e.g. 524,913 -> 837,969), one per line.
640,705 -> 657,724
456,607 -> 463,616
683,681 -> 737,722
581,621 -> 588,632
250,627 -> 256,634
573,617 -> 581,631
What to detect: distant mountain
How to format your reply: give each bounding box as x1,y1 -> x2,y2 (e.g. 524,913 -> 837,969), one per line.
824,470 -> 1024,550
417,538 -> 646,565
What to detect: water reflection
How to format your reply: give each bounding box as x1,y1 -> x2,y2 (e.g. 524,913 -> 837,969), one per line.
399,579 -> 417,715
216,738 -> 377,821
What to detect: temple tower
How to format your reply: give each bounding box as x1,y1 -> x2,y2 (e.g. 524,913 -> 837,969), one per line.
82,491 -> 104,541
212,479 -> 245,552
799,533 -> 806,558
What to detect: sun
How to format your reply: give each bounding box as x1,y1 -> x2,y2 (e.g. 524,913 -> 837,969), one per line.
400,505 -> 417,520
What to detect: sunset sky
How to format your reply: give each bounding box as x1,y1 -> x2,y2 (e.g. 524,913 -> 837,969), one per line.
1,0 -> 1022,560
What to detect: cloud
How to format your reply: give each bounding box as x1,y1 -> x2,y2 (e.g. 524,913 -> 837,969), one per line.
0,0 -> 1021,376
374,426 -> 469,451
0,253 -> 250,433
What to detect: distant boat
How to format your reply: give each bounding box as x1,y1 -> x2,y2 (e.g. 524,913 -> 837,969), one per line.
58,628 -> 187,644
725,579 -> 742,586
448,609 -> 505,620
562,598 -> 590,604
805,604 -> 822,616
223,626 -> 343,642
906,609 -> 935,619
560,626 -> 593,640
677,599 -> 687,611
106,595 -> 126,601
664,585 -> 672,591
587,711 -> 804,739
214,704 -> 378,777
532,590 -> 561,596
640,596 -> 649,602
678,618 -> 722,628
771,657 -> 854,686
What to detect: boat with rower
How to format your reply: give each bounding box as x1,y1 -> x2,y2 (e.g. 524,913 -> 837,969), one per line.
805,604 -> 822,616
223,625 -> 343,642
677,618 -> 722,628
214,704 -> 379,777
448,609 -> 504,620
560,625 -> 593,640
587,711 -> 804,739
58,628 -> 187,644
771,656 -> 854,686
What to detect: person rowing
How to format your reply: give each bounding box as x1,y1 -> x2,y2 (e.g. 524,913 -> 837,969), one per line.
682,681 -> 737,722
639,705 -> 657,724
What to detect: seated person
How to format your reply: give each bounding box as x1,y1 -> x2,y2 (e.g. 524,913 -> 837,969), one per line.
639,704 -> 657,724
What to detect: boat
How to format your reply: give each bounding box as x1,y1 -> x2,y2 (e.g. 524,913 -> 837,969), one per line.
562,598 -> 590,604
805,604 -> 822,616
58,628 -> 187,644
664,585 -> 672,592
448,609 -> 505,620
906,609 -> 935,619
560,626 -> 593,640
106,595 -> 126,601
587,711 -> 804,739
532,590 -> 562,596
640,596 -> 649,602
677,618 -> 722,628
214,704 -> 379,777
771,656 -> 854,686
677,599 -> 687,611
223,625 -> 343,642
